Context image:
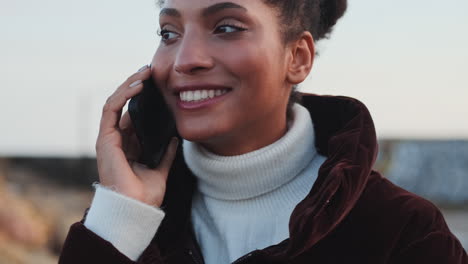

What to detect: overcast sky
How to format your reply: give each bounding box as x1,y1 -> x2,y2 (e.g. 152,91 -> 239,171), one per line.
1,0 -> 467,157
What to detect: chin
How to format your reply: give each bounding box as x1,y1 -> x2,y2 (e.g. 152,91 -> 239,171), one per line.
177,117 -> 230,143
176,121 -> 226,144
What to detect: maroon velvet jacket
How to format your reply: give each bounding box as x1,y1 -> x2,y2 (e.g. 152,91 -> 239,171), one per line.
59,94 -> 468,264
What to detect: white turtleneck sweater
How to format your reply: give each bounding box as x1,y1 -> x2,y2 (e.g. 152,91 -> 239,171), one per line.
84,104 -> 326,263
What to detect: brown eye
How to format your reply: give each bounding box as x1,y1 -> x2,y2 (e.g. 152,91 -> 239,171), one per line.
214,24 -> 247,34
158,29 -> 179,42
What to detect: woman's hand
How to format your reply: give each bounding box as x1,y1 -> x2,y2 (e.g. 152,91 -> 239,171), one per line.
95,65 -> 179,207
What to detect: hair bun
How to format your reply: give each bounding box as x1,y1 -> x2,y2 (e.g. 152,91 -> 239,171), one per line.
317,0 -> 347,40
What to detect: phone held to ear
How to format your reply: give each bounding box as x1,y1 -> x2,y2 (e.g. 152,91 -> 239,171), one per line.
128,77 -> 180,169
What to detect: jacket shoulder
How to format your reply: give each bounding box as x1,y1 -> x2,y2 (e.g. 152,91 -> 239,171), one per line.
359,171 -> 452,236
354,171 -> 467,263
364,171 -> 447,228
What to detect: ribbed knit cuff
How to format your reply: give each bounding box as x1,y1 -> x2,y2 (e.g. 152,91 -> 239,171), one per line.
84,184 -> 165,261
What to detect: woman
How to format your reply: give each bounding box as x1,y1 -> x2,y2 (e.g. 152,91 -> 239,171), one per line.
59,0 -> 468,263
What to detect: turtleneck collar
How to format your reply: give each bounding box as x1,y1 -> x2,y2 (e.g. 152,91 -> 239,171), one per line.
182,104 -> 318,201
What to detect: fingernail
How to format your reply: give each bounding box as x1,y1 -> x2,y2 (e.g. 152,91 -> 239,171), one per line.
138,65 -> 148,72
130,80 -> 142,88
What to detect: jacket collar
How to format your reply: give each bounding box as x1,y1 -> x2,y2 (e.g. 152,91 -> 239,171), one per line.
154,94 -> 379,260
281,94 -> 379,259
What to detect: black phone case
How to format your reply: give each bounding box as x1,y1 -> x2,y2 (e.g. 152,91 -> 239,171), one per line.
128,78 -> 179,169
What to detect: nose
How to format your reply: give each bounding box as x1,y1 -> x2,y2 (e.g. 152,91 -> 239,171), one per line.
174,32 -> 214,75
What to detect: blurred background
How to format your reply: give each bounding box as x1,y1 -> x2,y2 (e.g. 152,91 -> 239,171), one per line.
1,0 -> 467,262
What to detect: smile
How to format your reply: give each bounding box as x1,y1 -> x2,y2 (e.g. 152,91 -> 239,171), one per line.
179,89 -> 229,102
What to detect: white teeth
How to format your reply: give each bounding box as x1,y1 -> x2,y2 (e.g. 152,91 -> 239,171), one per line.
194,90 -> 201,101
187,91 -> 193,101
179,89 -> 229,102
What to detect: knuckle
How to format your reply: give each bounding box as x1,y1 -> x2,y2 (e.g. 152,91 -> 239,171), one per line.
105,95 -> 113,103
95,136 -> 104,149
95,141 -> 102,152
124,93 -> 133,101
102,101 -> 113,112
127,73 -> 138,82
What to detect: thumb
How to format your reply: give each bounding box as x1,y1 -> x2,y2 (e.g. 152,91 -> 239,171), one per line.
157,137 -> 179,175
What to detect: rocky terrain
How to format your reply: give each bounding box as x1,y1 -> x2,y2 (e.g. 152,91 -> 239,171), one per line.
0,159 -> 93,263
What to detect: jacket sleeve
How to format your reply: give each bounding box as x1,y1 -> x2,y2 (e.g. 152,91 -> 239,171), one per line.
389,196 -> 468,264
59,221 -> 155,264
58,186 -> 167,264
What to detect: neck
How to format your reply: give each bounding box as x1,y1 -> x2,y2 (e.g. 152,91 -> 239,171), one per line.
199,110 -> 288,156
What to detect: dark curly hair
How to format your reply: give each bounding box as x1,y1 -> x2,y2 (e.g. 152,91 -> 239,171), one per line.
262,0 -> 347,120
264,0 -> 347,43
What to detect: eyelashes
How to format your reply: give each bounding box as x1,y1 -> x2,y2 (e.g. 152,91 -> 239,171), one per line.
157,29 -> 179,42
213,23 -> 247,34
157,22 -> 248,43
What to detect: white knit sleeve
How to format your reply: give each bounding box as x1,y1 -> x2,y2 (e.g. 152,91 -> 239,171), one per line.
84,184 -> 165,261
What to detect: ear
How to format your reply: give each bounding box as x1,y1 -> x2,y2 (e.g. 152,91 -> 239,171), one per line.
285,32 -> 315,85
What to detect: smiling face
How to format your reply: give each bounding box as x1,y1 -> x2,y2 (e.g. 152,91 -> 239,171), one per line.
152,0 -> 308,156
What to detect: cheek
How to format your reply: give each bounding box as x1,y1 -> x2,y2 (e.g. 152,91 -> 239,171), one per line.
223,44 -> 274,85
225,43 -> 285,101
151,48 -> 172,88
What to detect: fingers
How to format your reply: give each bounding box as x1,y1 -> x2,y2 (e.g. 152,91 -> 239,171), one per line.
98,66 -> 152,137
99,82 -> 143,137
119,111 -> 132,131
157,137 -> 179,175
120,65 -> 152,94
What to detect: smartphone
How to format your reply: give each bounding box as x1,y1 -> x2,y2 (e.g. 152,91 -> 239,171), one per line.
128,77 -> 179,169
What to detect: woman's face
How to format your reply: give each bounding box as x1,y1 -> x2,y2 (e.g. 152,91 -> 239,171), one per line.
152,0 -> 293,155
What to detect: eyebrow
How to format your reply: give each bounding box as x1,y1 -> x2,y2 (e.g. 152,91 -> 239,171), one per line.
159,7 -> 181,18
201,2 -> 247,17
159,2 -> 247,18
